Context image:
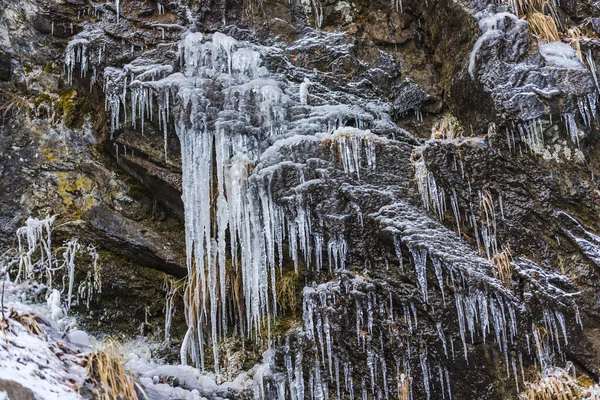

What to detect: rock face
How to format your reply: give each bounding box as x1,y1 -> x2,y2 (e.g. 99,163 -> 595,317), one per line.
0,379 -> 35,400
2,0 -> 600,399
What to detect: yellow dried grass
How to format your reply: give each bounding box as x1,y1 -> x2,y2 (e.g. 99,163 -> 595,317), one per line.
87,338 -> 145,400
528,12 -> 561,42
492,245 -> 513,287
431,114 -> 463,140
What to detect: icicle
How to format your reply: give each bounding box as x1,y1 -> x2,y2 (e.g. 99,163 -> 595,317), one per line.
409,246 -> 428,303
335,356 -> 341,400
433,258 -> 445,304
511,356 -> 519,392
586,48 -> 600,93
393,233 -> 404,271
63,239 -> 81,312
331,127 -> 384,178
455,294 -> 468,361
564,113 -> 580,147
295,351 -> 305,400
575,306 -> 583,329
437,322 -> 448,357
450,189 -> 461,235
300,78 -> 311,105
420,348 -> 431,400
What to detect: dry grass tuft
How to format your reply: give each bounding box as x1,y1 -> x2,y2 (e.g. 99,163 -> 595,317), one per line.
566,27 -> 586,62
528,12 -> 561,42
397,373 -> 410,400
276,271 -> 299,313
510,0 -> 560,25
520,364 -> 581,399
431,114 -> 463,140
10,310 -> 43,335
87,338 -> 145,400
492,245 -> 513,287
0,87 -> 30,123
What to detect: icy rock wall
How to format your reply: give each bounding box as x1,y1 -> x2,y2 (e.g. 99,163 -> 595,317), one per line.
65,29 -> 394,374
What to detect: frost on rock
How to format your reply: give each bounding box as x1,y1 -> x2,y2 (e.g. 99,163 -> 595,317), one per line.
0,276 -> 89,400
539,42 -> 586,70
56,10 -> 594,396
558,211 -> 600,267
468,11 -> 527,79
327,127 -> 386,178
11,216 -> 101,319
80,29 -> 397,374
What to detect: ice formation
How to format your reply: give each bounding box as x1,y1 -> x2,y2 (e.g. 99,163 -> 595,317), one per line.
12,217 -> 101,317
59,15 -> 591,396
468,12 -> 526,79
71,29 -> 395,375
329,127 -> 385,178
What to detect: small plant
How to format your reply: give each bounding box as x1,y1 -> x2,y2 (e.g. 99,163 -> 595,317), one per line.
431,114 -> 463,140
87,338 -> 145,400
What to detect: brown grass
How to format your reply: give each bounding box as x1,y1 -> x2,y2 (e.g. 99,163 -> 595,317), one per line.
0,87 -> 30,122
492,245 -> 513,287
87,338 -> 145,400
10,310 -> 43,335
566,27 -> 585,62
528,12 -> 561,42
397,373 -> 410,400
276,271 -> 299,313
511,0 -> 560,25
431,114 -> 463,140
520,364 -> 580,399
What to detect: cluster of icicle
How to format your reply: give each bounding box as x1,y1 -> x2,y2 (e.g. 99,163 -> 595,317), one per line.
330,127 -> 385,178
297,267 -> 572,399
173,32 -> 394,373
413,144 -> 507,261
374,197 -> 578,398
408,133 -> 586,396
502,106 -> 592,162
300,275 -> 427,400
13,216 -> 100,313
64,29 -> 390,374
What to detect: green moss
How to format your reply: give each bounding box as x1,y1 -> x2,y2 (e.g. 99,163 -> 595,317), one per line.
57,89 -> 78,127
128,183 -> 149,199
55,89 -> 93,129
33,93 -> 52,108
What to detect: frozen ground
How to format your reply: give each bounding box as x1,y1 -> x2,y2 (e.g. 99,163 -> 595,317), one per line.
0,276 -> 263,400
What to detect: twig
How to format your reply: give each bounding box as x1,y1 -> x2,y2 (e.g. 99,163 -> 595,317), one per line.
1,273 -> 6,323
